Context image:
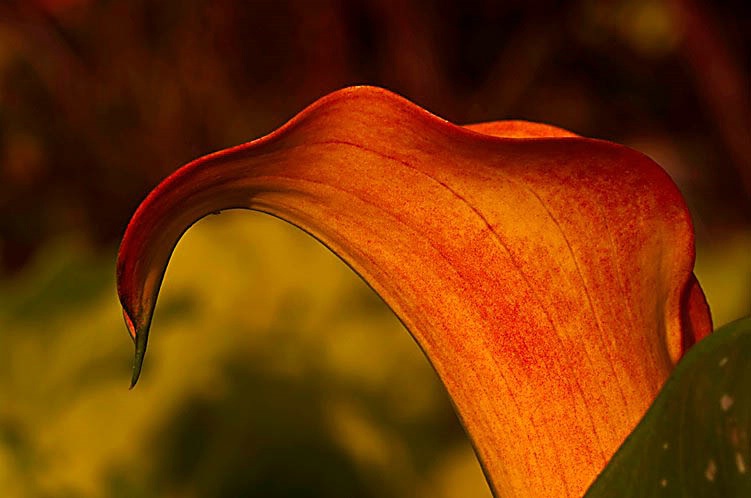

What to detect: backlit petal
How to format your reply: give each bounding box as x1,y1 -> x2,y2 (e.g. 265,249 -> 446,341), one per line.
117,86 -> 711,497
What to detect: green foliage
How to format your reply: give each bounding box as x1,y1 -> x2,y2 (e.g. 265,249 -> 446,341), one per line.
586,317 -> 751,497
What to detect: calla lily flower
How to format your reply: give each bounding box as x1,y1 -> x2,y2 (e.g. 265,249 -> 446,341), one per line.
116,86 -> 712,497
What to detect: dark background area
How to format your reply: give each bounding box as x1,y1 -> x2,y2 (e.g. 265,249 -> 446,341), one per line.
0,1 -> 748,497
1,0 -> 749,272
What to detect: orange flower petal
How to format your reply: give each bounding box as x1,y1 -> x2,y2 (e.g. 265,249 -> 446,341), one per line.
117,86 -> 711,497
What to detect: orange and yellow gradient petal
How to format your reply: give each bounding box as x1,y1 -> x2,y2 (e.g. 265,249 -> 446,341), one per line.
117,86 -> 711,497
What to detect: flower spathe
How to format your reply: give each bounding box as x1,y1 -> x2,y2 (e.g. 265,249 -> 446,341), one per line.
116,86 -> 712,497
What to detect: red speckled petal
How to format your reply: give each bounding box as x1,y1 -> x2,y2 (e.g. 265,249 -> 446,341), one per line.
117,86 -> 711,497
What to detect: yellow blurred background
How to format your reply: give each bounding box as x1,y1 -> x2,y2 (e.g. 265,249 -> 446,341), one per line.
0,1 -> 748,497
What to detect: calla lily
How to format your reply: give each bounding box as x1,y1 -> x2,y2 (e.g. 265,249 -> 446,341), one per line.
116,86 -> 712,497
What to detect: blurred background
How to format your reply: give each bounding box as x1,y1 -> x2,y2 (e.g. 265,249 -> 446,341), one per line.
0,0 -> 748,496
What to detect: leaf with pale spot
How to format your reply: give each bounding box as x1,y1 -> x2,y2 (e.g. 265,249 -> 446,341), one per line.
585,316 -> 751,497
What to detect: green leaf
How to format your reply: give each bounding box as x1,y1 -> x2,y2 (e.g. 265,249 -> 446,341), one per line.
585,317 -> 751,497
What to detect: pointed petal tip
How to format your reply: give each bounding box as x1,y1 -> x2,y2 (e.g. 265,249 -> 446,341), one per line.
121,308 -> 148,388
129,364 -> 141,390
129,327 -> 148,389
